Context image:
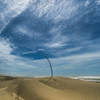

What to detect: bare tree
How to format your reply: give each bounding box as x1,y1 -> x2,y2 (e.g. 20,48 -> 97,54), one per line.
44,56 -> 53,77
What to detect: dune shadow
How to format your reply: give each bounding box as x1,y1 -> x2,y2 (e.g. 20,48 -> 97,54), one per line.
45,77 -> 57,84
45,77 -> 52,84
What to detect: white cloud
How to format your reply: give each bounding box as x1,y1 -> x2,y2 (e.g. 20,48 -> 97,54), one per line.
32,0 -> 80,23
0,0 -> 29,33
38,49 -> 45,51
49,26 -> 62,35
0,39 -> 36,74
47,52 -> 100,70
22,51 -> 37,54
47,42 -> 66,48
0,39 -> 13,55
14,25 -> 33,37
95,0 -> 100,5
3,0 -> 29,16
0,38 -> 100,76
66,47 -> 82,53
84,0 -> 90,7
45,26 -> 68,48
30,52 -> 100,72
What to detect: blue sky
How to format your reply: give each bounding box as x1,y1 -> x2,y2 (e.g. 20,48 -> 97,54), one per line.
0,0 -> 100,76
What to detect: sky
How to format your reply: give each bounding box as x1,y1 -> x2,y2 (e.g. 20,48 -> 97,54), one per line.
0,0 -> 100,77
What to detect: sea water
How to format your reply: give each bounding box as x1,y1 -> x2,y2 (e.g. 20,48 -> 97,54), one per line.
69,76 -> 100,83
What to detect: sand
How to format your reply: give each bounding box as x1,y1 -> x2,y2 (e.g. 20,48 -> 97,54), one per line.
0,76 -> 100,100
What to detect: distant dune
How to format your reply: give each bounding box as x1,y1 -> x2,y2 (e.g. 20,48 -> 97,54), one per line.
0,76 -> 100,100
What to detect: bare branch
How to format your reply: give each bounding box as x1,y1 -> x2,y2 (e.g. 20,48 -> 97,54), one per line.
44,56 -> 53,77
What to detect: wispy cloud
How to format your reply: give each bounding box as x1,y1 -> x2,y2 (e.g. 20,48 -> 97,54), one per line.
22,51 -> 37,54
0,38 -> 100,76
84,0 -> 90,7
49,52 -> 100,72
0,39 -> 13,55
0,0 -> 29,33
31,0 -> 80,23
95,0 -> 100,5
47,42 -> 66,48
65,47 -> 82,53
38,49 -> 45,51
0,0 -> 100,76
0,38 -> 36,75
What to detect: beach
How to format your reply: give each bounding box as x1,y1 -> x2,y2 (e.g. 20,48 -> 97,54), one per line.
0,76 -> 100,100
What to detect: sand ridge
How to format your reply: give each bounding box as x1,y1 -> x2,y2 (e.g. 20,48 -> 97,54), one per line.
13,92 -> 25,100
0,77 -> 100,100
0,83 -> 24,100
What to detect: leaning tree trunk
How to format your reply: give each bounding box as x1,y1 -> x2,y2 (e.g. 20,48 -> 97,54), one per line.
44,56 -> 53,77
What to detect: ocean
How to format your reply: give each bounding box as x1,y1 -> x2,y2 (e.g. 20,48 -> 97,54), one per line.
69,76 -> 100,83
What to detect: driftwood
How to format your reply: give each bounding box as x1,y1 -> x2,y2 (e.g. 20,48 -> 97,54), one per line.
44,56 -> 53,77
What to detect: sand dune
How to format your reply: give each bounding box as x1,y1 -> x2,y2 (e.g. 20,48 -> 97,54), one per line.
0,77 -> 100,100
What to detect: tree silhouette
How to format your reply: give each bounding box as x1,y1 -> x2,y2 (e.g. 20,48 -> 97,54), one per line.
44,56 -> 53,77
